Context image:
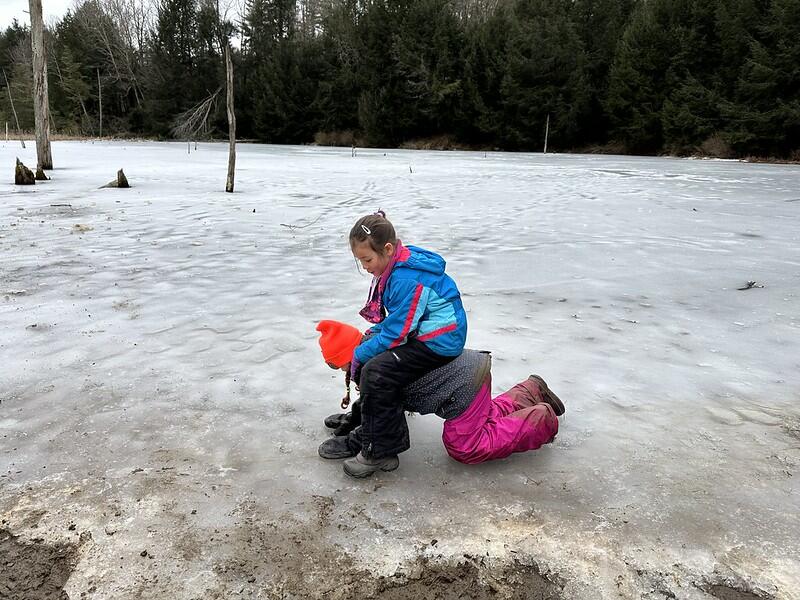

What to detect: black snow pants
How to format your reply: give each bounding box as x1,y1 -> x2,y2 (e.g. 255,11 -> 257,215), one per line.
356,339 -> 455,459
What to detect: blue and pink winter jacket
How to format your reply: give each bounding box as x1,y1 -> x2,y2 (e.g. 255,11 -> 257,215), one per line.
354,245 -> 467,365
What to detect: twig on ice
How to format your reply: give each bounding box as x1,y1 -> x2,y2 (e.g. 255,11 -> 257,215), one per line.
279,215 -> 322,231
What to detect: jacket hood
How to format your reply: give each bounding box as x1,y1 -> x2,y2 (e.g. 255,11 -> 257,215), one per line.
398,245 -> 446,275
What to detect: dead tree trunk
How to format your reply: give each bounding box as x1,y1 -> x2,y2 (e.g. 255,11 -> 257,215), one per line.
225,44 -> 236,194
3,69 -> 25,149
543,113 -> 550,154
97,69 -> 103,138
29,0 -> 53,169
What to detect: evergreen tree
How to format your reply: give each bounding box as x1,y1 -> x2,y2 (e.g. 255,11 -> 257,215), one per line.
49,45 -> 92,134
0,0 -> 794,156
312,0 -> 362,135
1,62 -> 35,131
250,37 -> 327,142
660,75 -> 720,153
498,0 -> 590,150
147,0 -> 202,133
457,12 -> 510,144
0,22 -> 31,130
726,0 -> 800,156
605,0 -> 679,153
658,0 -> 725,153
0,20 -> 28,79
352,0 -> 403,145
571,0 -> 638,145
714,0 -> 765,97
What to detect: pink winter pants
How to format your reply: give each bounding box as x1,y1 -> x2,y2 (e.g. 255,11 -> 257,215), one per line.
442,375 -> 559,464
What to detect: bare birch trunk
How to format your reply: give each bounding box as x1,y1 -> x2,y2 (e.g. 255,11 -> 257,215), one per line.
225,45 -> 236,194
29,0 -> 52,169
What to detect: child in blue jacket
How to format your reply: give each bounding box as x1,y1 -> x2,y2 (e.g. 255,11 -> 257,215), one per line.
344,211 -> 467,477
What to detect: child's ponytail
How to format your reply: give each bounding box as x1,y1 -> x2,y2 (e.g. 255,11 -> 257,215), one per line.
349,211 -> 397,252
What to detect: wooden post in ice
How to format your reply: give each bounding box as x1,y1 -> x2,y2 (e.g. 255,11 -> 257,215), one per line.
543,113 -> 550,154
29,0 -> 52,169
97,69 -> 103,138
3,69 -> 25,149
225,44 -> 236,193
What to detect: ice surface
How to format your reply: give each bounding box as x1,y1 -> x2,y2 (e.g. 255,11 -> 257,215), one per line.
1,141 -> 799,598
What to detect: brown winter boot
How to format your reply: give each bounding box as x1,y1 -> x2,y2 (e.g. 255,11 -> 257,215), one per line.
528,375 -> 565,416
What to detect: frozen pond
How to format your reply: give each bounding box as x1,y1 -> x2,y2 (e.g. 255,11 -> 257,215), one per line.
1,141 -> 799,599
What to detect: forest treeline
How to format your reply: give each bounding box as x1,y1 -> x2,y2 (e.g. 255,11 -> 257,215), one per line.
1,0 -> 798,157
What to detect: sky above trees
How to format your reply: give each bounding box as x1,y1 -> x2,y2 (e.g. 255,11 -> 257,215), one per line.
0,0 -> 73,28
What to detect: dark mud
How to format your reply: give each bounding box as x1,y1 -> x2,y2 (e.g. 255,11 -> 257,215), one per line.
371,558 -> 562,600
189,500 -> 564,599
706,585 -> 774,600
0,529 -> 78,600
0,510 -> 780,600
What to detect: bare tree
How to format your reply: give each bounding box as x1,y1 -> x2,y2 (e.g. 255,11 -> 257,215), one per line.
29,0 -> 53,169
96,0 -> 155,105
72,0 -> 149,109
225,43 -> 235,193
3,70 -> 26,148
452,0 -> 501,22
166,0 -> 237,190
197,0 -> 238,192
299,0 -> 324,39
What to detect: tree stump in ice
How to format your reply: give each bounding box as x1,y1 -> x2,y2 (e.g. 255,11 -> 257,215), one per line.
35,166 -> 49,181
15,158 -> 35,185
101,169 -> 130,189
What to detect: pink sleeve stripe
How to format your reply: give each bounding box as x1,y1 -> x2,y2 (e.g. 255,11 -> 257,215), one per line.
390,283 -> 424,348
415,323 -> 457,342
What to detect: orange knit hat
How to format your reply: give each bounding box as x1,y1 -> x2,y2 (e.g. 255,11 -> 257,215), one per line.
316,320 -> 362,368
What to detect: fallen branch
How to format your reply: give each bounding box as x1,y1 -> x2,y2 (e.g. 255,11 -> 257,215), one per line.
171,89 -> 221,141
279,215 -> 322,231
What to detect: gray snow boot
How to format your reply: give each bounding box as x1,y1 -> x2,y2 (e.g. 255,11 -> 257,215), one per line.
342,452 -> 399,478
318,436 -> 357,459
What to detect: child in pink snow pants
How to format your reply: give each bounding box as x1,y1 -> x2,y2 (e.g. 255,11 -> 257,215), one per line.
442,373 -> 560,464
317,321 -> 564,475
